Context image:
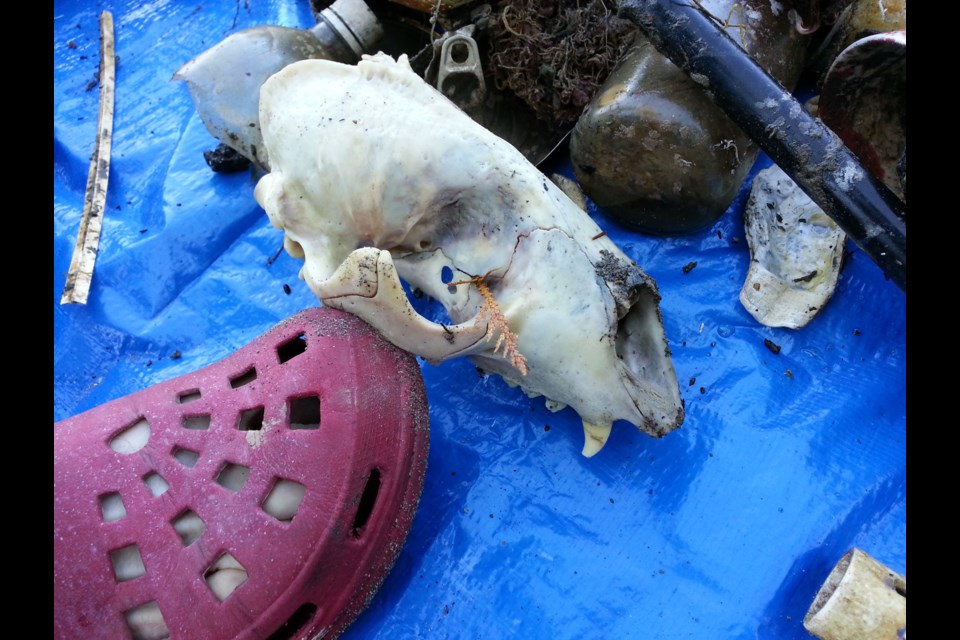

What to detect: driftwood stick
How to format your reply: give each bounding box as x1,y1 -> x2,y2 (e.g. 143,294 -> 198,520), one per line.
61,11 -> 116,305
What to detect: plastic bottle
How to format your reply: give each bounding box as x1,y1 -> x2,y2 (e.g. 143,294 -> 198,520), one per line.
175,0 -> 383,170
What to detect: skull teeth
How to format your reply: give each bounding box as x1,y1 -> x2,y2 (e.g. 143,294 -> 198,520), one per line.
581,422 -> 612,458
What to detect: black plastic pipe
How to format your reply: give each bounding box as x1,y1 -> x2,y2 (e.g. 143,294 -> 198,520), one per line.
617,0 -> 906,292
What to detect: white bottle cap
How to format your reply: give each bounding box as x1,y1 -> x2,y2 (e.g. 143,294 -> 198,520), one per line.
321,0 -> 384,57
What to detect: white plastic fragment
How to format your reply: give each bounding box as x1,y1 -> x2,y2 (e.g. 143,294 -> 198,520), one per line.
740,164 -> 847,329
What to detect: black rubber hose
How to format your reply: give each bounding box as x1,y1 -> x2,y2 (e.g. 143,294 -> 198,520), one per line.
617,0 -> 906,292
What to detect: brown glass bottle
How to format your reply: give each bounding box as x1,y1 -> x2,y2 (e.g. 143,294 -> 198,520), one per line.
569,1 -> 810,235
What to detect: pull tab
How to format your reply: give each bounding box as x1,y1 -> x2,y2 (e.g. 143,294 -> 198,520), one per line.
436,34 -> 487,111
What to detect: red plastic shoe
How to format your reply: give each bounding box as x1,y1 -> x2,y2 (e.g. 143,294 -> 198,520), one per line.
54,307 -> 429,639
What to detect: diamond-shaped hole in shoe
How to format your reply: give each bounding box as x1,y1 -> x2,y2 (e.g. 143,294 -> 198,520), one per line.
171,509 -> 205,546
110,544 -> 146,582
99,492 -> 126,522
204,552 -> 248,602
262,478 -> 306,523
216,462 -> 250,492
266,603 -> 318,640
177,389 -> 201,404
229,367 -> 257,389
143,471 -> 169,497
277,332 -> 308,364
172,446 -> 200,468
289,394 -> 321,430
124,600 -> 169,640
182,414 -> 211,430
237,406 -> 265,431
109,417 -> 150,454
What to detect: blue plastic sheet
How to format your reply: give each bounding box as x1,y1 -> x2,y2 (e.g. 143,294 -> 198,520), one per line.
54,2 -> 906,638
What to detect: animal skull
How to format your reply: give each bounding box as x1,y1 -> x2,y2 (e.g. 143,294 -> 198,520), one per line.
253,53 -> 684,456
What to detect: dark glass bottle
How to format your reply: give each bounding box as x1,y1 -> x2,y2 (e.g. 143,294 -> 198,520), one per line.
570,0 -> 810,235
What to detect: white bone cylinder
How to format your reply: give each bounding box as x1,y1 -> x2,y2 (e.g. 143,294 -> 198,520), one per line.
804,548 -> 906,640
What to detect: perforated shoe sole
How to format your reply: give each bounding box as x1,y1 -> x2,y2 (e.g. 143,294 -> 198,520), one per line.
54,307 -> 430,639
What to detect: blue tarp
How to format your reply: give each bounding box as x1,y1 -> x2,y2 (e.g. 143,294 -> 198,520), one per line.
54,2 -> 906,638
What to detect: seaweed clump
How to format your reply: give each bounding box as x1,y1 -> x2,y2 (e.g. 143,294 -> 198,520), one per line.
487,0 -> 637,127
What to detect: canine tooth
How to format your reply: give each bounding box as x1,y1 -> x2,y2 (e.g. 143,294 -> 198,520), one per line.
581,422 -> 613,458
